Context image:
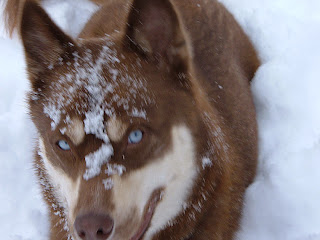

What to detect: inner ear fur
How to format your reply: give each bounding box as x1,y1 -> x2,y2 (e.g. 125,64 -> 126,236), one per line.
21,0 -> 76,90
125,0 -> 190,69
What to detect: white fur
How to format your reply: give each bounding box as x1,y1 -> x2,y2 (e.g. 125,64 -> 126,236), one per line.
39,138 -> 81,223
106,117 -> 127,142
111,125 -> 198,239
66,118 -> 85,146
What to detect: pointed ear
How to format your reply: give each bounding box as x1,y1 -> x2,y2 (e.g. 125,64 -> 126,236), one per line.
20,0 -> 75,88
125,0 -> 189,68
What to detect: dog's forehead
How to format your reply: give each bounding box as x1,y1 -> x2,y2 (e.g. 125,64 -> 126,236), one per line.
43,41 -> 154,132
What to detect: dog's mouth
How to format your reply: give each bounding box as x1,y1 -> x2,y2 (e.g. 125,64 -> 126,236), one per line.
129,188 -> 164,240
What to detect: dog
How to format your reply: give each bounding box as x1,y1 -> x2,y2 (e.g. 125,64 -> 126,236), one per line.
5,0 -> 260,239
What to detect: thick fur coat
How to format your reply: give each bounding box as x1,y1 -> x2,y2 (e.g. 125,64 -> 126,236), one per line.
4,0 -> 259,239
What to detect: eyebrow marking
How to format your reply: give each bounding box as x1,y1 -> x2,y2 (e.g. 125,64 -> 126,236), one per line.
106,117 -> 128,142
66,118 -> 85,146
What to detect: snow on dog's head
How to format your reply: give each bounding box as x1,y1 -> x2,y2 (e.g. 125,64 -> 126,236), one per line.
22,0 -> 205,239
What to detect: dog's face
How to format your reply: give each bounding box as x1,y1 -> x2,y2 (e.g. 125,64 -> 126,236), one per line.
35,41 -> 199,240
22,1 -> 204,239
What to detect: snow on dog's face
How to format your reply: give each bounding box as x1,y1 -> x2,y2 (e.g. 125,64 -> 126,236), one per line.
22,0 -> 202,239
34,41 -> 198,240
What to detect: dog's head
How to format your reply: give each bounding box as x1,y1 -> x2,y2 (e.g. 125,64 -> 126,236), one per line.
20,0 -> 220,239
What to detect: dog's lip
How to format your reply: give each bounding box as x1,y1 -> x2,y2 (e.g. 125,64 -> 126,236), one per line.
129,188 -> 164,240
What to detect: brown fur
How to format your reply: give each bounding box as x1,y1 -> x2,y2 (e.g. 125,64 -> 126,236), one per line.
7,0 -> 260,239
3,0 -> 108,36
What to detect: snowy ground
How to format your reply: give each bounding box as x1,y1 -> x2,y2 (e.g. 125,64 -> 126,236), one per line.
0,0 -> 320,239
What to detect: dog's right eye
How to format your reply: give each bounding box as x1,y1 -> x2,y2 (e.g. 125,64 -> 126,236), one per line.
57,140 -> 71,151
128,129 -> 144,144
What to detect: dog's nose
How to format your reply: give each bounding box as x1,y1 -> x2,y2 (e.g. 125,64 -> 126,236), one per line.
74,213 -> 114,240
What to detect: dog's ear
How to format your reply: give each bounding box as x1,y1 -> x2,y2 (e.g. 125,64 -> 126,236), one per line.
125,0 -> 189,69
20,0 -> 75,89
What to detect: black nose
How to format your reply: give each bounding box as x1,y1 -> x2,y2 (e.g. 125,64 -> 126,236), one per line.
74,213 -> 114,240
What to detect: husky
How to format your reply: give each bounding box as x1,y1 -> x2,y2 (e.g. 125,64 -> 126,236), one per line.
5,0 -> 260,239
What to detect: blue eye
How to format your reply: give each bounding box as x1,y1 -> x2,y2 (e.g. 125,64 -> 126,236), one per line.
128,130 -> 143,144
57,140 -> 70,150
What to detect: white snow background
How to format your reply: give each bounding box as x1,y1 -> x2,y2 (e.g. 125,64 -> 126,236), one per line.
0,0 -> 319,239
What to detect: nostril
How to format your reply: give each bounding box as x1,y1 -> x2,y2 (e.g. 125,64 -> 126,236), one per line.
97,228 -> 103,235
74,213 -> 114,239
79,231 -> 86,238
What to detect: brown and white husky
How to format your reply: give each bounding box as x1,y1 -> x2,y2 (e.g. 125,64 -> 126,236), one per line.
4,0 -> 260,239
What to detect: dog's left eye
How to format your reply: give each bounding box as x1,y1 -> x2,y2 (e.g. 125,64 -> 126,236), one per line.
128,130 -> 143,144
57,140 -> 71,150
